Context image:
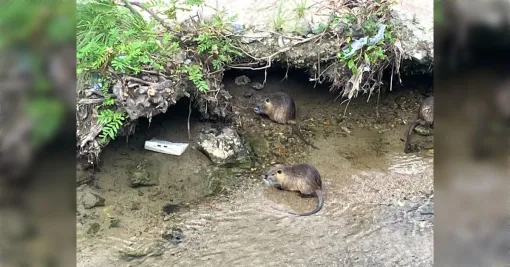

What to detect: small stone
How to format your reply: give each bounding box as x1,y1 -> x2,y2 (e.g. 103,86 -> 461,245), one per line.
109,218 -> 121,228
79,191 -> 105,209
129,160 -> 159,188
234,75 -> 251,85
244,91 -> 253,98
332,22 -> 349,34
249,82 -> 264,90
162,227 -> 184,245
131,202 -> 141,210
87,223 -> 100,234
119,240 -> 165,260
414,125 -> 433,136
162,204 -> 181,214
129,170 -> 158,187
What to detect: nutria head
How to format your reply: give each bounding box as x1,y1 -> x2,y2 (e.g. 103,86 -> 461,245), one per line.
253,97 -> 273,116
263,164 -> 286,187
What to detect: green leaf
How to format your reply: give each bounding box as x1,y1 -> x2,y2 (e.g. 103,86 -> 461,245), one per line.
347,59 -> 354,70
364,53 -> 370,63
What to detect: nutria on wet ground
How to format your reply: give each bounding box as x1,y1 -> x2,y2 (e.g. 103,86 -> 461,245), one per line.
404,96 -> 434,153
253,92 -> 319,149
263,163 -> 324,216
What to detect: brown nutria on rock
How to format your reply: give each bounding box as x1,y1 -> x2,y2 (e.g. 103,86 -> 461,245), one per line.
263,163 -> 324,216
404,96 -> 434,153
253,92 -> 319,149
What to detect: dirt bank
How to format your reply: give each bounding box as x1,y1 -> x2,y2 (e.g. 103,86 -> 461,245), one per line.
77,69 -> 433,266
76,0 -> 433,163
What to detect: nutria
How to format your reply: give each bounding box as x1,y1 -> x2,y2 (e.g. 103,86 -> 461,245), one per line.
263,163 -> 324,216
253,92 -> 319,149
404,96 -> 434,153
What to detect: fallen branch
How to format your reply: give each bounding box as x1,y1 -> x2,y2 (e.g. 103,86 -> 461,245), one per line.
124,76 -> 155,86
78,98 -> 105,105
231,33 -> 325,62
124,1 -> 176,34
79,124 -> 103,149
141,70 -> 169,78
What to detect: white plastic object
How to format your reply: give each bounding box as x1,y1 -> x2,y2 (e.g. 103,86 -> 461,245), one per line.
144,138 -> 189,156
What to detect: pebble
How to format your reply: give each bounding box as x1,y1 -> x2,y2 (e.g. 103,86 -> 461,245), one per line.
79,191 -> 105,209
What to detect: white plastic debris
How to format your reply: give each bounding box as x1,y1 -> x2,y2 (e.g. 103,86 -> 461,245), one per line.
144,138 -> 189,156
341,23 -> 387,58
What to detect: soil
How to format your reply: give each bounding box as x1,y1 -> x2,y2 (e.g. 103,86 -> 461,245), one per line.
77,68 -> 434,266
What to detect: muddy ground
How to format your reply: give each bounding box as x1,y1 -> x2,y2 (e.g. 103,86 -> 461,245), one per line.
77,68 -> 434,266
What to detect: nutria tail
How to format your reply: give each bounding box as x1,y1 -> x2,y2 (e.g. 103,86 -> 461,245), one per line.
287,190 -> 324,216
404,120 -> 420,153
290,124 -> 319,150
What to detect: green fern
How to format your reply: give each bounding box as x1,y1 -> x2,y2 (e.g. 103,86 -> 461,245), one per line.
97,109 -> 125,143
77,0 -> 179,75
195,29 -> 242,71
93,78 -> 126,143
183,64 -> 208,92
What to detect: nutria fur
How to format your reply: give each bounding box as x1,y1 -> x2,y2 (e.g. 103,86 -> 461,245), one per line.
253,92 -> 319,149
263,163 -> 324,216
404,96 -> 434,153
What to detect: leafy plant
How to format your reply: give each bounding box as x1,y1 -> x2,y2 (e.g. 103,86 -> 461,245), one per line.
195,28 -> 241,71
77,0 -> 179,75
182,64 -> 208,92
94,77 -> 127,143
97,109 -> 126,143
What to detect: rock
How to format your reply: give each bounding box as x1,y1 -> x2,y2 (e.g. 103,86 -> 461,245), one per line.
197,126 -> 252,167
234,75 -> 251,85
109,218 -> 121,228
332,21 -> 349,35
130,202 -> 141,210
119,240 -> 165,261
414,125 -> 433,136
129,159 -> 159,188
293,18 -> 312,36
87,223 -> 101,234
77,187 -> 105,209
249,82 -> 264,90
162,227 -> 185,245
245,134 -> 270,158
162,204 -> 181,214
390,1 -> 433,64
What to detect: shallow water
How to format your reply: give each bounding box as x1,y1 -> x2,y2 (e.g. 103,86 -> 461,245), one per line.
77,70 -> 434,266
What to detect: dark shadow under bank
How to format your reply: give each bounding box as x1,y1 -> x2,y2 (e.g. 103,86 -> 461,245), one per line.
223,63 -> 433,98
107,64 -> 434,150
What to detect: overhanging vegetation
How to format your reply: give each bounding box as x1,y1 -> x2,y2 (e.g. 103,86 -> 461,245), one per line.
76,0 -> 416,163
